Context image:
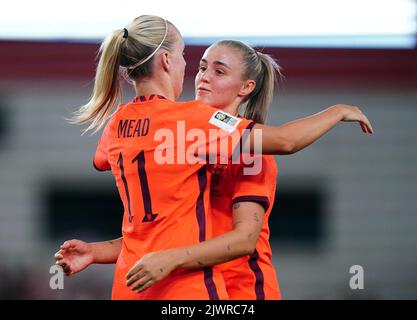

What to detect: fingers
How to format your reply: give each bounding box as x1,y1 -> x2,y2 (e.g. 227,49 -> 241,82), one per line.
54,250 -> 66,267
363,123 -> 372,134
126,262 -> 143,280
125,268 -> 153,292
360,116 -> 373,134
55,242 -> 77,276
137,279 -> 155,293
54,249 -> 71,275
130,275 -> 151,291
54,251 -> 63,260
131,277 -> 155,293
60,240 -> 75,250
125,261 -> 158,293
54,256 -> 65,266
366,119 -> 374,134
60,241 -> 69,249
126,270 -> 146,287
60,239 -> 82,251
62,263 -> 71,275
55,260 -> 71,275
353,107 -> 373,134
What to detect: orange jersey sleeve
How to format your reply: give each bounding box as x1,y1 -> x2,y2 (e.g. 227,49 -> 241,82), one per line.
231,155 -> 278,211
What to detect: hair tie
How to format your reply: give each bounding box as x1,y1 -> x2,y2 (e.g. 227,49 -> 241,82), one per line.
123,28 -> 128,39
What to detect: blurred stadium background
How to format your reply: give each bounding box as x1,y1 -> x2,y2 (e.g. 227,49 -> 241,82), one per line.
0,0 -> 416,299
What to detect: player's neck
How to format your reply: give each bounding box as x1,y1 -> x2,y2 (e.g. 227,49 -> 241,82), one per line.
134,78 -> 175,101
220,101 -> 240,117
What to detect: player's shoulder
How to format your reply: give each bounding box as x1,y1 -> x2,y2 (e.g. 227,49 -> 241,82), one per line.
262,155 -> 278,174
175,99 -> 216,112
110,102 -> 132,121
97,103 -> 131,137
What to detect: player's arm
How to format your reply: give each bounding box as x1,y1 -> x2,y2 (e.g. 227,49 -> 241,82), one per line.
89,237 -> 123,263
54,237 -> 122,276
179,201 -> 263,266
125,202 -> 264,292
93,122 -> 112,171
250,104 -> 373,155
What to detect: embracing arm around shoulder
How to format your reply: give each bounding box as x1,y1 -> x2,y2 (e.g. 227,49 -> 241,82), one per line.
249,104 -> 374,155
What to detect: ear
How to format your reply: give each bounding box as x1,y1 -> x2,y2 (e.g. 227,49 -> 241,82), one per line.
160,51 -> 170,73
238,80 -> 256,98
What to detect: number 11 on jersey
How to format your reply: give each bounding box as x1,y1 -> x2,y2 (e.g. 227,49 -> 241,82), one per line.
117,151 -> 158,223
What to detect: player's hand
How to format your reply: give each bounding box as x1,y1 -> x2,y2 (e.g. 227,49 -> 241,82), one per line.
335,104 -> 374,134
125,250 -> 178,293
54,239 -> 94,276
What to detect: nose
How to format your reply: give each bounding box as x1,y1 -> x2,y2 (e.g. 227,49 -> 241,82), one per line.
198,69 -> 210,84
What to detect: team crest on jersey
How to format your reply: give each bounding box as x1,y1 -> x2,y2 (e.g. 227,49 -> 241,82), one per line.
209,111 -> 241,133
215,113 -> 226,121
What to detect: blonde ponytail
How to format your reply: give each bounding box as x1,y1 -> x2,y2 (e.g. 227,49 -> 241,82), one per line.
244,52 -> 283,124
71,15 -> 176,134
71,30 -> 125,134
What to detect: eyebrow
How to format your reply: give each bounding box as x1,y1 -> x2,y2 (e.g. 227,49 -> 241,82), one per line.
200,58 -> 231,69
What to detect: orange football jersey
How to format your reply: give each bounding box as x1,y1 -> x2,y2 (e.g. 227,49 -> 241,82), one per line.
93,95 -> 254,299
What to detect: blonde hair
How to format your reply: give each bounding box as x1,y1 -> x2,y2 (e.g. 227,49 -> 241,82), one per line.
71,15 -> 177,133
214,40 -> 283,124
